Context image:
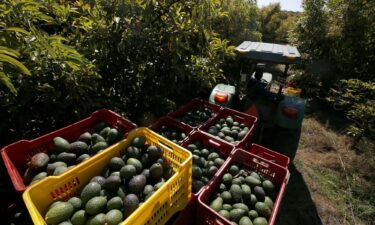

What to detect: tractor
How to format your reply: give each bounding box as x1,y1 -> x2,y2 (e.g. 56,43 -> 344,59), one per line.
209,41 -> 305,160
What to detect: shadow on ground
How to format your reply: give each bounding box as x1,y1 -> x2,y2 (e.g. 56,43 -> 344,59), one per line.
276,163 -> 323,225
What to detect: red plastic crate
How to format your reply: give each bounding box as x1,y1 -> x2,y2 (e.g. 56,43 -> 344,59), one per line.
199,108 -> 258,149
149,116 -> 193,144
0,109 -> 137,193
249,144 -> 290,168
168,98 -> 222,128
181,130 -> 235,196
171,197 -> 198,225
197,148 -> 289,225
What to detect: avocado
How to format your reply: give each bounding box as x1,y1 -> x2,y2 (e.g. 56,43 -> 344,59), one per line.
241,184 -> 251,200
229,165 -> 240,176
107,196 -> 123,211
207,152 -> 220,161
250,172 -> 261,180
104,175 -> 122,192
78,132 -> 92,144
224,136 -> 234,143
128,174 -> 146,193
249,194 -> 258,206
116,186 -> 127,199
105,209 -> 123,225
253,217 -> 268,225
248,210 -> 258,220
153,181 -> 164,190
99,127 -> 111,138
126,158 -> 143,173
30,171 -> 47,184
209,197 -> 223,212
264,196 -> 274,209
192,180 -> 204,193
68,141 -> 88,154
85,196 -> 107,215
90,176 -> 106,187
147,145 -> 163,160
255,202 -> 271,218
229,208 -> 246,223
23,167 -> 35,185
86,213 -> 106,225
53,137 -> 70,153
106,128 -> 119,144
123,194 -> 139,217
245,176 -> 261,188
223,204 -> 232,211
142,169 -> 150,180
131,136 -> 146,148
220,191 -> 232,204
126,146 -> 141,159
192,166 -> 202,179
219,183 -> 227,192
207,166 -> 219,178
80,182 -> 101,204
163,167 -> 174,180
58,221 -> 72,225
44,202 -> 74,224
56,152 -> 76,165
254,186 -> 266,202
91,133 -> 105,144
237,130 -> 247,140
239,216 -> 253,225
149,163 -> 164,180
262,180 -> 275,193
230,184 -> 243,202
70,210 -> 87,225
30,152 -> 49,172
213,157 -> 225,168
143,184 -> 154,196
68,197 -> 82,211
233,203 -> 249,211
53,166 -> 68,176
120,165 -> 137,180
232,178 -> 242,185
76,154 -> 90,163
187,144 -> 197,151
89,142 -> 108,155
109,157 -> 125,171
219,210 -> 230,219
222,173 -> 233,185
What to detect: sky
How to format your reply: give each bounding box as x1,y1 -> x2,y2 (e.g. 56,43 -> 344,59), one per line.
257,0 -> 303,12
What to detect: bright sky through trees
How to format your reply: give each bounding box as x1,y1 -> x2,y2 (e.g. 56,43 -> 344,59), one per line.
257,0 -> 303,12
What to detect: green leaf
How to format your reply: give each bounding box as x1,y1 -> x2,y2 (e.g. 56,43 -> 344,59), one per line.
3,27 -> 30,35
0,54 -> 31,75
0,71 -> 17,94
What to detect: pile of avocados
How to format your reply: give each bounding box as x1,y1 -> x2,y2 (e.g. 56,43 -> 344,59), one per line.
43,135 -> 174,225
207,116 -> 250,144
185,141 -> 226,193
179,107 -> 214,127
208,165 -> 276,225
156,125 -> 187,145
23,122 -> 123,186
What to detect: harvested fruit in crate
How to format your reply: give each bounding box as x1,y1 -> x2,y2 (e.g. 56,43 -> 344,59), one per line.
23,122 -> 123,185
43,135 -> 174,225
207,116 -> 250,144
180,107 -> 214,127
208,165 -> 276,224
157,125 -> 187,144
186,141 -> 226,193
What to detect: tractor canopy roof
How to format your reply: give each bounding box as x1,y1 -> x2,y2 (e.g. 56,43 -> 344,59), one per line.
235,41 -> 302,64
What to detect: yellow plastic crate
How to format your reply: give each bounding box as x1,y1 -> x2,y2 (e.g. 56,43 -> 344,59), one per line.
23,128 -> 192,225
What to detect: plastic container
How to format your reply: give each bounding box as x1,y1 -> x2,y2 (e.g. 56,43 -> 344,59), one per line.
249,144 -> 290,168
181,130 -> 235,197
197,148 -> 289,225
23,128 -> 192,225
199,108 -> 258,149
1,109 -> 137,193
149,116 -> 193,144
168,98 -> 222,128
171,197 -> 198,225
